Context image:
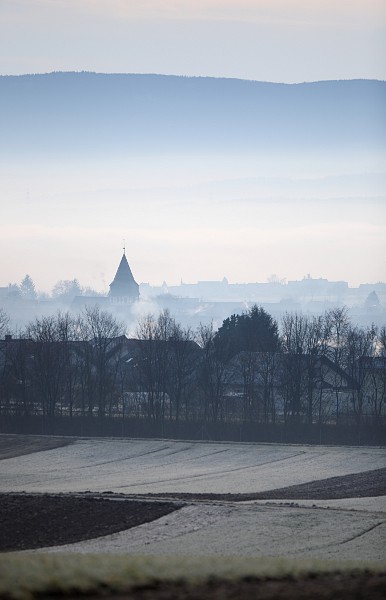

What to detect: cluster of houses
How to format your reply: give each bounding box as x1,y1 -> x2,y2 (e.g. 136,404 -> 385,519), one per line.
1,251 -> 385,332
0,252 -> 385,427
0,330 -> 384,427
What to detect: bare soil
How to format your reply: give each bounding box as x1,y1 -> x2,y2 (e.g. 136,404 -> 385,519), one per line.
67,573 -> 386,600
1,435 -> 385,599
0,495 -> 179,552
1,434 -> 385,553
1,464 -> 385,553
0,434 -> 73,460
148,466 -> 386,502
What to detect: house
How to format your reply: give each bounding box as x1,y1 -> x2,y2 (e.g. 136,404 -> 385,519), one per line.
0,335 -> 36,414
224,351 -> 356,424
355,356 -> 386,419
115,336 -> 202,419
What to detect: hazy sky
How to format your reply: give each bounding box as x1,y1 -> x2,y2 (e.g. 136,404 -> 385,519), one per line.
0,1 -> 385,293
1,0 -> 386,81
1,153 -> 385,291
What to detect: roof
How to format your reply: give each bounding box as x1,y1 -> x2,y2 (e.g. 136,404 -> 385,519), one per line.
226,351 -> 357,390
109,253 -> 139,299
110,253 -> 137,286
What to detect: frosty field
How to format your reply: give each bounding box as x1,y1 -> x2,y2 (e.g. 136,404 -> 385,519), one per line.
1,436 -> 385,495
1,435 -> 385,561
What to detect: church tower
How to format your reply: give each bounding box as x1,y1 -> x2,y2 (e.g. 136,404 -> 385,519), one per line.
109,250 -> 139,304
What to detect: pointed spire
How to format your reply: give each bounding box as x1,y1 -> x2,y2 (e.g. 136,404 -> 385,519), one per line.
109,250 -> 139,303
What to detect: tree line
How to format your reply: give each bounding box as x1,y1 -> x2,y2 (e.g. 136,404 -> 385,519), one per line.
0,305 -> 385,434
3,274 -> 104,302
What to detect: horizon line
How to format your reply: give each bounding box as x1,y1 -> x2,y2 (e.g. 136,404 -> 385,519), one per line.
1,71 -> 385,86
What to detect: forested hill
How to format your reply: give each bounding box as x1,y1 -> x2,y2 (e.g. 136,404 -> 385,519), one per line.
0,72 -> 385,157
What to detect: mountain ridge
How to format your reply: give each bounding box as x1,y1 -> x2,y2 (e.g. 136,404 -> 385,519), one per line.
1,72 -> 385,157
2,71 -> 385,83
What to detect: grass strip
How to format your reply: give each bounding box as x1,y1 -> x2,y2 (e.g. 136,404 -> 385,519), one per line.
0,554 -> 385,599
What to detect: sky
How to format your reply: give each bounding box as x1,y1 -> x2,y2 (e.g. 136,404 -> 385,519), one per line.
1,0 -> 386,81
1,153 -> 385,292
0,0 -> 385,293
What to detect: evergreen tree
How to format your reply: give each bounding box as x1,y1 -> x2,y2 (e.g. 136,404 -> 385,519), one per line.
215,305 -> 280,359
20,274 -> 37,300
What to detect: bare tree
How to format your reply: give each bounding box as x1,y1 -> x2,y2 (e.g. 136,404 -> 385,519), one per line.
77,306 -> 126,418
344,324 -> 377,425
134,310 -> 175,422
167,321 -> 198,422
256,351 -> 279,424
280,313 -> 310,423
0,308 -> 11,413
304,314 -> 331,425
55,312 -> 79,417
325,308 -> 350,364
280,312 -> 331,424
323,307 -> 350,422
196,322 -> 229,423
0,309 -> 10,338
154,309 -> 174,422
0,332 -> 35,417
26,315 -> 63,416
52,279 -> 82,303
135,313 -> 158,420
367,326 -> 386,421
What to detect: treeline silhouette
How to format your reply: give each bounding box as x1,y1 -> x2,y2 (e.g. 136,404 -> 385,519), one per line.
0,305 -> 385,445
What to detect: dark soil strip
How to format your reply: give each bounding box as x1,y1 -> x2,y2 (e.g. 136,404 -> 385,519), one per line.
55,573 -> 386,600
146,467 -> 386,502
0,435 -> 74,460
0,495 -> 180,552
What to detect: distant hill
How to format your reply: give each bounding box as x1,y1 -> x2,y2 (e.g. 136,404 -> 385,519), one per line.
0,73 -> 385,157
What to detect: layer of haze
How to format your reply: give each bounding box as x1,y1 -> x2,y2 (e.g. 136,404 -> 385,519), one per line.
1,152 -> 385,292
1,0 -> 385,81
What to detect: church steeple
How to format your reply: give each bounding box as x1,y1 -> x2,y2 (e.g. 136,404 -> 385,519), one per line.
109,251 -> 139,304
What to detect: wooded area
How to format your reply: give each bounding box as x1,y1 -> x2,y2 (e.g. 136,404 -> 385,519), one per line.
0,305 -> 385,444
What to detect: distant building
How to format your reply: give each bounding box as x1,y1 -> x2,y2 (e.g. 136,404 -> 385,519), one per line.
364,291 -> 381,310
109,251 -> 139,305
71,250 -> 139,312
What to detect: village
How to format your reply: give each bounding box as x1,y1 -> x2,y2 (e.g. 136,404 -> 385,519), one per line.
1,251 -> 385,445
